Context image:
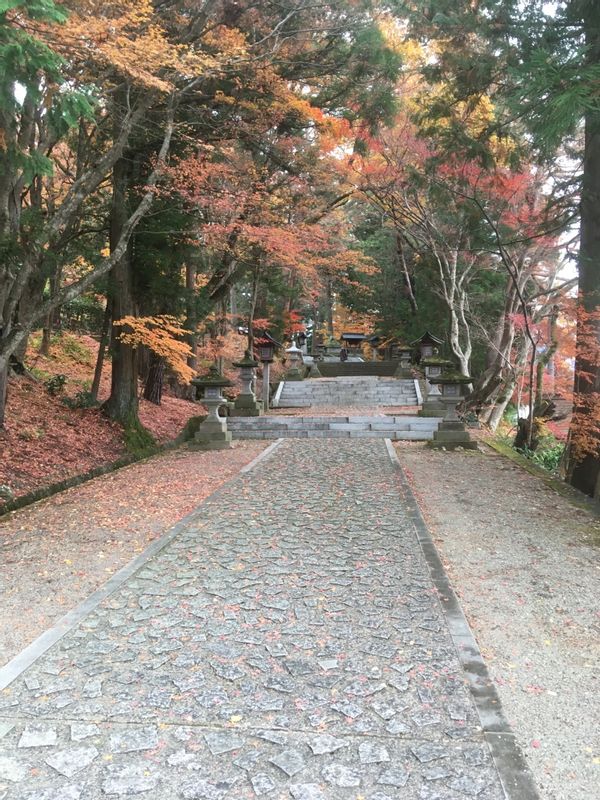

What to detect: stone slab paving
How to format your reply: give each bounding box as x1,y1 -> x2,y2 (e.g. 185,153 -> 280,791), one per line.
0,440 -> 518,799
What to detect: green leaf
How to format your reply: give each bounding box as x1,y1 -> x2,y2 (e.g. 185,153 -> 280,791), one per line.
15,150 -> 54,183
0,0 -> 22,13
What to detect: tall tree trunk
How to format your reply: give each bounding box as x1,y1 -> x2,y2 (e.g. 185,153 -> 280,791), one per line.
185,261 -> 198,373
565,8 -> 600,498
325,278 -> 334,337
14,270 -> 47,362
396,234 -> 418,314
40,265 -> 62,356
103,154 -> 140,427
143,353 -> 165,405
470,278 -> 520,421
0,356 -> 8,428
247,264 -> 260,352
216,297 -> 228,373
534,309 -> 559,409
91,299 -> 112,402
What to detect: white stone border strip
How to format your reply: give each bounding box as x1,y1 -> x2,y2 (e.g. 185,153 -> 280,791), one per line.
271,381 -> 285,408
384,439 -> 540,800
413,377 -> 423,405
0,439 -> 284,692
240,438 -> 283,472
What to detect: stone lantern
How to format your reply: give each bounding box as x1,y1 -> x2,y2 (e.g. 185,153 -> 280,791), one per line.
428,372 -> 477,450
297,331 -> 308,355
394,344 -> 414,378
190,364 -> 233,450
422,355 -> 454,393
368,335 -> 381,362
285,342 -> 304,381
231,349 -> 262,416
255,331 -> 280,412
418,355 -> 454,417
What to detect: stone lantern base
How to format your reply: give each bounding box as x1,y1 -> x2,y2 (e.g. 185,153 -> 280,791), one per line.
285,366 -> 304,381
394,363 -> 412,379
189,367 -> 234,450
308,362 -> 322,378
191,416 -> 232,450
232,394 -> 263,417
428,420 -> 478,450
419,398 -> 446,417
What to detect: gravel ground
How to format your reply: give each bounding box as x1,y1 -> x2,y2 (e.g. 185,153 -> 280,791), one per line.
396,441 -> 600,800
0,441 -> 266,667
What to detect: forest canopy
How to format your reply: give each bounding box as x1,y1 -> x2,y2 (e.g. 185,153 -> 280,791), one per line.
1,0 -> 599,498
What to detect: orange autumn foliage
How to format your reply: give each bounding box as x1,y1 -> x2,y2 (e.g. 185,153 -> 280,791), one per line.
113,315 -> 194,383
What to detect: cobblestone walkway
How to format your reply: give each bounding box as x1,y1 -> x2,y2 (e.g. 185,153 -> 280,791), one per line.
0,440 -> 510,799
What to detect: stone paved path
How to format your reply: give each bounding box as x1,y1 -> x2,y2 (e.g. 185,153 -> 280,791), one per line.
0,440 -> 511,799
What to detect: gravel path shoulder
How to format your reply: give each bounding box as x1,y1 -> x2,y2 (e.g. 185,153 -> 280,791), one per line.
0,441 -> 266,666
396,442 -> 600,800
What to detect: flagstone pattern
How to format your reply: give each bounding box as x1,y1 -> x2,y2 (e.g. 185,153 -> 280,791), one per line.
0,439 -> 505,799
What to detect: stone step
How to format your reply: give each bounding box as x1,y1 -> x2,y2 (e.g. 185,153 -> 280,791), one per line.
281,386 -> 415,396
279,385 -> 416,391
279,392 -> 417,398
280,385 -> 414,390
230,428 -> 435,440
277,391 -> 418,397
227,414 -> 439,441
228,415 -> 437,426
274,376 -> 419,409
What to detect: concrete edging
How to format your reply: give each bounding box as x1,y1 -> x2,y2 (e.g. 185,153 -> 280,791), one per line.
0,439 -> 284,691
272,381 -> 285,408
0,442 -> 179,518
384,439 -> 540,800
413,378 -> 423,405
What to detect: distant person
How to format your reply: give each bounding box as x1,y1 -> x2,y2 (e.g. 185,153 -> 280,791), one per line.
340,347 -> 348,362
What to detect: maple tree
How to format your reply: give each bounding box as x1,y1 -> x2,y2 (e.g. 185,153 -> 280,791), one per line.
0,0 -> 401,436
112,315 -> 194,404
400,0 -> 600,494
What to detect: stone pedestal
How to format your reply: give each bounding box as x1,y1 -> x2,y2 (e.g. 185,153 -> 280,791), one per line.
419,399 -> 446,417
394,360 -> 412,379
191,367 -> 233,450
427,378 -> 477,450
394,347 -> 413,378
418,381 -> 446,416
428,419 -> 478,450
285,343 -> 304,381
232,350 -> 263,417
308,361 -> 322,378
232,394 -> 263,416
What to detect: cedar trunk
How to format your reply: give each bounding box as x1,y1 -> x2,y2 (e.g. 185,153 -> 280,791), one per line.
143,353 -> 165,405
91,300 -> 112,402
566,10 -> 600,498
0,356 -> 8,428
103,155 -> 140,426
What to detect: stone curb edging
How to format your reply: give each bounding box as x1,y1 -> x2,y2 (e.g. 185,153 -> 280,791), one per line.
384,439 -> 541,800
272,380 -> 284,408
0,439 -> 284,691
0,440 -> 182,518
481,436 -> 599,514
413,377 -> 423,405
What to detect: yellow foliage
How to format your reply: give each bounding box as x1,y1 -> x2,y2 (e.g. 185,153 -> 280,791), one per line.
45,0 -> 224,92
378,16 -> 424,67
114,315 -> 194,383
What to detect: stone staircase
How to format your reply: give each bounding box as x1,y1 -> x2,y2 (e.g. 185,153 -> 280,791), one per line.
275,376 -> 418,408
316,361 -> 398,377
228,415 -> 440,440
